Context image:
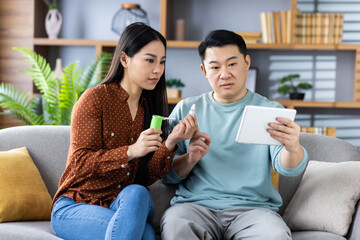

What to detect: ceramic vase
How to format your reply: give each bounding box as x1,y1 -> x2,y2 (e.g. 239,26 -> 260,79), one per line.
53,58 -> 63,80
45,9 -> 62,39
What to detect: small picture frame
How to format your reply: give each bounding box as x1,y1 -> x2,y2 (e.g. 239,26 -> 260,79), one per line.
246,68 -> 257,92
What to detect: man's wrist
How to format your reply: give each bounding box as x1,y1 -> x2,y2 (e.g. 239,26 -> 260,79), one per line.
187,152 -> 199,164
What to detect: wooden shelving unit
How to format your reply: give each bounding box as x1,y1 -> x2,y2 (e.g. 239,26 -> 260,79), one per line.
32,0 -> 360,107
159,0 -> 360,104
0,0 -> 358,130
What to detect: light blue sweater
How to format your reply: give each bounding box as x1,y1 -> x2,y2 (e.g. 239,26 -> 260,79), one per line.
163,91 -> 308,211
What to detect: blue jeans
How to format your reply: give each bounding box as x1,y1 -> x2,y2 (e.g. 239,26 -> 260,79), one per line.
51,184 -> 156,240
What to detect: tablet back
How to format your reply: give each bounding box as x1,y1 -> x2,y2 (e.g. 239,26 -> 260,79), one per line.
235,105 -> 297,145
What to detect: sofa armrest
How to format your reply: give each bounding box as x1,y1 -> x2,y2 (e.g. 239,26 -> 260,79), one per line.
347,201 -> 360,240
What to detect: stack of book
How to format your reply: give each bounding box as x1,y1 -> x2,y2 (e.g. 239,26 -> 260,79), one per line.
300,126 -> 336,137
295,11 -> 344,44
260,10 -> 344,45
260,10 -> 292,44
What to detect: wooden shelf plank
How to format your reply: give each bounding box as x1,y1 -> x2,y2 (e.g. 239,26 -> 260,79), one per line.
274,100 -> 335,108
167,40 -> 200,48
34,38 -> 360,51
33,38 -> 118,47
273,100 -> 360,109
167,98 -> 360,109
167,41 -> 360,50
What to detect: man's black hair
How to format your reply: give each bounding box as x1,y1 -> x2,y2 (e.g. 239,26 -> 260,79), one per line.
198,30 -> 247,63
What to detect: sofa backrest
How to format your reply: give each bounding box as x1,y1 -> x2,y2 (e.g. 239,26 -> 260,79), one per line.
1,126 -> 360,225
0,125 -> 70,198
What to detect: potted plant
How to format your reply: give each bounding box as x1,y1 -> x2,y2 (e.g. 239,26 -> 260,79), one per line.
166,78 -> 185,98
0,47 -> 112,125
277,74 -> 312,100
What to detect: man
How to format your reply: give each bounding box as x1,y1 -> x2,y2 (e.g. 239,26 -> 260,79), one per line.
161,30 -> 308,240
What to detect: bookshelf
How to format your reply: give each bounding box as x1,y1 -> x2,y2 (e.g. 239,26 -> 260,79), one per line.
2,0 -> 360,131
30,0 -> 360,104
158,0 -> 360,103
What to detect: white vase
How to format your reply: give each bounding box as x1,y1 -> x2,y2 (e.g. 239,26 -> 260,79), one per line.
45,9 -> 62,39
53,58 -> 63,80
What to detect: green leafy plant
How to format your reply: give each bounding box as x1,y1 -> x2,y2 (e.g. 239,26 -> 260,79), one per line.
43,0 -> 60,10
0,47 -> 113,125
277,74 -> 312,96
166,78 -> 185,88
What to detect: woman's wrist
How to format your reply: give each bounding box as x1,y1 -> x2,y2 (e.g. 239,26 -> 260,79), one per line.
127,145 -> 134,161
165,139 -> 176,152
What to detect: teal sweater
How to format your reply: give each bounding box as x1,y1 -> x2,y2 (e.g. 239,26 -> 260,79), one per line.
163,91 -> 308,211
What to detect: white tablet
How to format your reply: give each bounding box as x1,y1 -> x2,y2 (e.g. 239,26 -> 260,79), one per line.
235,105 -> 297,145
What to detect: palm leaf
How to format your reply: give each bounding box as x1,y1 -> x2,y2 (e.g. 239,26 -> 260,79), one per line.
59,62 -> 83,125
80,52 -> 113,89
13,47 -> 60,124
43,77 -> 61,125
0,83 -> 45,125
13,47 -> 53,95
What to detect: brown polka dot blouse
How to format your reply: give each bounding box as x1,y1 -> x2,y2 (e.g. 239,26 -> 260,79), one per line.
52,83 -> 176,208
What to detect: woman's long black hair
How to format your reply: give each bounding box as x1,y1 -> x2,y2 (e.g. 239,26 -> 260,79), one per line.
101,22 -> 169,185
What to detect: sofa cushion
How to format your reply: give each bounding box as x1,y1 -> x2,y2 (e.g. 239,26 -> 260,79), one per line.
0,147 -> 52,222
292,231 -> 346,240
0,221 -> 62,240
283,160 -> 360,236
279,133 -> 360,215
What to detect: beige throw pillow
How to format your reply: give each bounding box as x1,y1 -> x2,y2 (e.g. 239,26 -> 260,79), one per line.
282,160 -> 360,236
0,147 -> 52,222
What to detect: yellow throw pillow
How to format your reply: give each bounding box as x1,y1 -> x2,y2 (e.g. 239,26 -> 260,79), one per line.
271,169 -> 279,191
0,147 -> 52,222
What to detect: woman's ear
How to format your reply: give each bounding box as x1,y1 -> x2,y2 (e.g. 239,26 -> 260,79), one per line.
120,52 -> 129,68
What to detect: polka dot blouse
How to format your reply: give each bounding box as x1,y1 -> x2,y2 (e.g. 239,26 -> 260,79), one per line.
52,83 -> 176,208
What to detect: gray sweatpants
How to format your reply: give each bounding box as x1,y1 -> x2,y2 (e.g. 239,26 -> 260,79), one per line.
161,203 -> 291,240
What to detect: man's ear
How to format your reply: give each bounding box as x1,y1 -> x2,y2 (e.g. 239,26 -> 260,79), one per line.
200,64 -> 207,77
245,54 -> 251,71
120,52 -> 129,68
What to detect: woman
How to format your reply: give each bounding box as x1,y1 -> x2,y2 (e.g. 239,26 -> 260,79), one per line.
51,22 -> 197,240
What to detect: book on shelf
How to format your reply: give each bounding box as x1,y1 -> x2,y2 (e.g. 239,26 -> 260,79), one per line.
280,10 -> 287,43
295,11 -> 344,44
273,11 -> 281,44
260,10 -> 291,44
267,12 -> 275,43
260,12 -> 268,43
286,10 -> 292,43
300,126 -> 336,137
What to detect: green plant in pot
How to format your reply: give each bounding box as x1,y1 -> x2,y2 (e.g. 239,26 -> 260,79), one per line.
277,74 -> 312,100
0,47 -> 113,125
166,78 -> 185,98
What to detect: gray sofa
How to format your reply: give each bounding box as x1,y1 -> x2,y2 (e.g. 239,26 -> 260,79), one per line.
0,125 -> 359,240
